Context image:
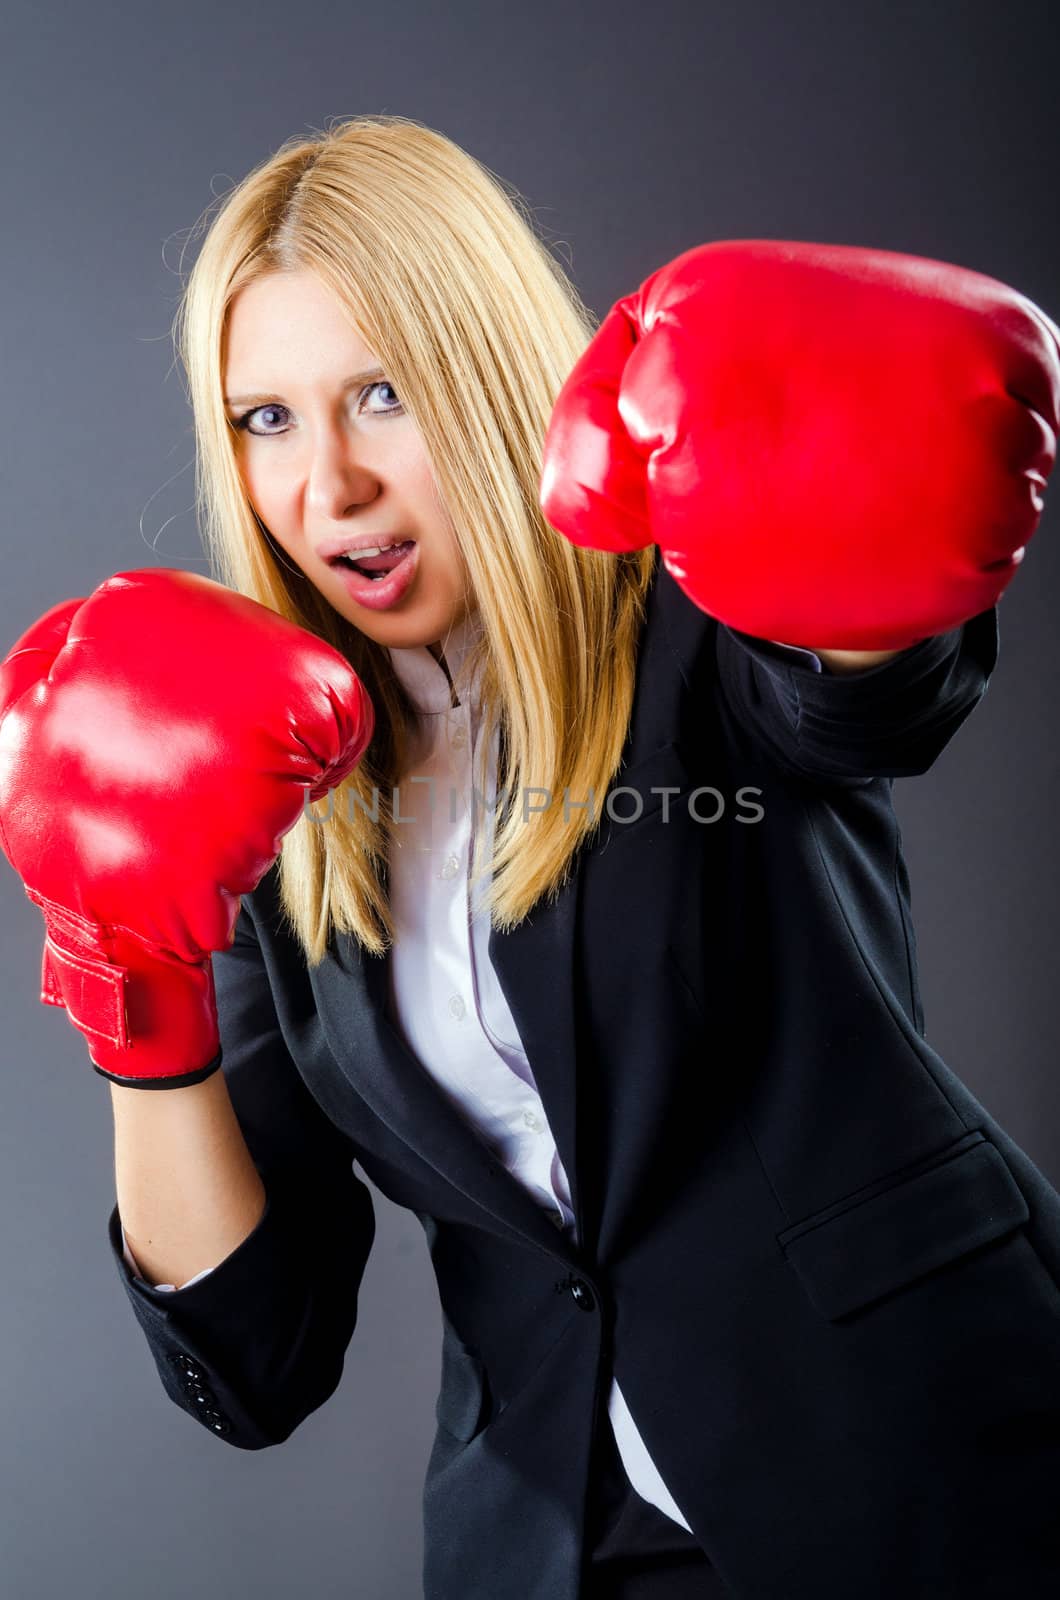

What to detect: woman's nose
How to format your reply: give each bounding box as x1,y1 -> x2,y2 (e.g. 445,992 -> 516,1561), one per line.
305,439 -> 382,517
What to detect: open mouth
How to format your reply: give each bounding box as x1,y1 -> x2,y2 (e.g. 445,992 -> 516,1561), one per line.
331,539 -> 418,582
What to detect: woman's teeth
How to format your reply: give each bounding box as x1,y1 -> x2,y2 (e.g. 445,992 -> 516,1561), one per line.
333,539 -> 417,582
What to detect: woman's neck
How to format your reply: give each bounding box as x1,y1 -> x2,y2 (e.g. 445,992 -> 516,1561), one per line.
428,639 -> 460,708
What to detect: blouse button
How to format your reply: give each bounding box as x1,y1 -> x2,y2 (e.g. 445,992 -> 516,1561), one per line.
451,725 -> 468,749
439,854 -> 460,880
448,995 -> 467,1020
522,1109 -> 544,1133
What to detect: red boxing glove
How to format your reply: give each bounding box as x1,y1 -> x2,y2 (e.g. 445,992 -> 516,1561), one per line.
0,569 -> 373,1087
540,240 -> 1060,650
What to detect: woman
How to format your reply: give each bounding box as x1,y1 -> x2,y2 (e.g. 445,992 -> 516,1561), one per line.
3,114 -> 1059,1599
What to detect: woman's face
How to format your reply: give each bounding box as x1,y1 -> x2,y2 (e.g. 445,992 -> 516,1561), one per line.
223,269 -> 474,651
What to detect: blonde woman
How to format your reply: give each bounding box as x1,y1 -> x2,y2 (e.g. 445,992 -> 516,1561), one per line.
3,114 -> 1060,1599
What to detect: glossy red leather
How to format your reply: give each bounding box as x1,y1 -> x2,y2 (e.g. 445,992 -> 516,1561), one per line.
540,239 -> 1060,649
0,568 -> 374,1086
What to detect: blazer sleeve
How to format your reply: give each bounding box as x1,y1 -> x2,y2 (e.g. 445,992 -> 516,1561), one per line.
104,895 -> 376,1450
714,606 -> 1000,783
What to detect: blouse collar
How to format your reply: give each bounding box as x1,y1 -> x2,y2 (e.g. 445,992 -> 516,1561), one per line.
386,605 -> 485,715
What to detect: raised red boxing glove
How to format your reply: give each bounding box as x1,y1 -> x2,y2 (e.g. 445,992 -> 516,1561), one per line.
539,240 -> 1060,650
0,568 -> 374,1087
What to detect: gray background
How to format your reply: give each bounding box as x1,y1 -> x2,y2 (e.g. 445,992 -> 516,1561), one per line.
2,1 -> 1058,1595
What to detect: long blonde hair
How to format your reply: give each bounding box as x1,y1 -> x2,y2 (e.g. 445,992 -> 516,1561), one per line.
174,113 -> 656,962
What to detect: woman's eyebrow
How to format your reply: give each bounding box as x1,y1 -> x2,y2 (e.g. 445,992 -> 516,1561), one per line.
223,366 -> 387,407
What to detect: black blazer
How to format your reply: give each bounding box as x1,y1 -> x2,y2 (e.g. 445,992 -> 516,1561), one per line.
107,563 -> 1060,1599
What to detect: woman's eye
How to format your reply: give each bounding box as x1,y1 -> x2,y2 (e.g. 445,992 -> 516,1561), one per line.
233,381 -> 403,436
234,403 -> 290,436
361,380 -> 403,416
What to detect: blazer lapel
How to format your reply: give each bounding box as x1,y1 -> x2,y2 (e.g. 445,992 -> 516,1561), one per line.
485,867 -> 582,1231
312,907 -> 583,1261
307,566 -> 677,1259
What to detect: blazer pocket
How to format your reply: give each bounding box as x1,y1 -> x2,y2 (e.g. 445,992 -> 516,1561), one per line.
435,1328 -> 489,1443
776,1130 -> 1029,1322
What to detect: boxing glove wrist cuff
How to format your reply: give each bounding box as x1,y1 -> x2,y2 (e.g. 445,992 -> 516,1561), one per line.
28,886 -> 223,1086
91,1049 -> 224,1091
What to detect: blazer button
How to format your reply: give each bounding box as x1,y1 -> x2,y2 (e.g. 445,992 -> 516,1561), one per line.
569,1278 -> 596,1312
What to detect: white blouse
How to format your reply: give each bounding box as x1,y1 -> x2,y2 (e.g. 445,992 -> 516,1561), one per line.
123,605 -> 693,1532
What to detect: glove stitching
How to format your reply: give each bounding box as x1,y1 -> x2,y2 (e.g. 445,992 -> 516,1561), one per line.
41,937 -> 127,1047
24,883 -> 205,962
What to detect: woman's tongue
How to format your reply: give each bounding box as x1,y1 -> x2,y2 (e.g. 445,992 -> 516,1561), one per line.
354,540 -> 414,576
